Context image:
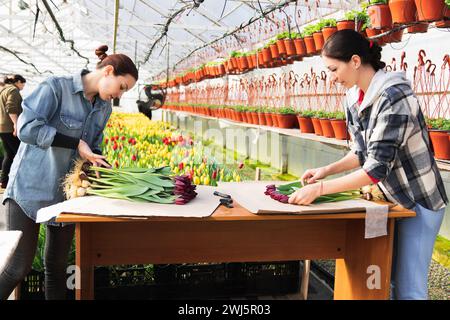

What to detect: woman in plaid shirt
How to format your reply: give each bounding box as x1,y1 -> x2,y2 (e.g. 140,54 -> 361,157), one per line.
288,30 -> 447,300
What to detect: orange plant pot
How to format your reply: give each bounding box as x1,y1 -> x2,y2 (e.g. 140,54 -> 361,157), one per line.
365,28 -> 386,46
311,118 -> 323,136
368,4 -> 393,29
269,44 -> 280,60
319,118 -> 335,138
262,48 -> 272,64
322,27 -> 338,42
389,0 -> 417,24
429,130 -> 450,160
330,120 -> 350,140
258,113 -> 267,126
407,22 -> 429,33
312,32 -> 325,52
265,113 -> 273,126
304,36 -> 317,55
297,116 -> 314,133
276,39 -> 287,57
284,39 -> 296,57
276,114 -> 297,129
294,38 -> 307,57
414,0 -> 445,22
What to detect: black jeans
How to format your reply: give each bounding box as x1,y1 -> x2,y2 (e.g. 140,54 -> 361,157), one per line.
0,133 -> 20,186
0,199 -> 75,300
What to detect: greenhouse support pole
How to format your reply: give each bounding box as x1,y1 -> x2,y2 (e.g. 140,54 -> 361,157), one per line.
113,0 -> 120,54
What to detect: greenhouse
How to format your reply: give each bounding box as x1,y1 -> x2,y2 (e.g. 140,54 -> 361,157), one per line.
0,0 -> 449,304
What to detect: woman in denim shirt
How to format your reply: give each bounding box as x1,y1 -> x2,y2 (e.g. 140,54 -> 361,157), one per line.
0,45 -> 138,299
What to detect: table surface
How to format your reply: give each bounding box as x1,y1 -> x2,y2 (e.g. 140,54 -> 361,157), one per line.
56,200 -> 416,223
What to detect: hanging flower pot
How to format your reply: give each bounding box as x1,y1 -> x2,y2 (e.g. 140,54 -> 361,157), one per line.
336,20 -> 356,31
382,28 -> 404,43
366,28 -> 386,46
269,44 -> 280,60
297,116 -> 315,133
246,55 -> 254,70
284,39 -> 296,57
311,117 -> 323,136
251,54 -> 257,68
429,130 -> 450,160
414,0 -> 445,22
319,118 -> 335,138
262,48 -> 272,64
322,26 -> 338,41
304,36 -> 317,55
368,4 -> 393,29
294,38 -> 307,58
330,119 -> 350,140
407,22 -> 429,33
218,64 -> 226,76
389,0 -> 417,24
239,56 -> 248,72
312,32 -> 325,52
276,39 -> 287,57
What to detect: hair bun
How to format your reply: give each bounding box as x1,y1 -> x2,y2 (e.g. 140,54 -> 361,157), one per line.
95,45 -> 109,61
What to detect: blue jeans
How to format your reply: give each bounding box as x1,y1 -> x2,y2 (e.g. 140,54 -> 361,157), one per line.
391,203 -> 445,300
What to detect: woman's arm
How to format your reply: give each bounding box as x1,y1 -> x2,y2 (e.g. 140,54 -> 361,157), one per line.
8,113 -> 18,136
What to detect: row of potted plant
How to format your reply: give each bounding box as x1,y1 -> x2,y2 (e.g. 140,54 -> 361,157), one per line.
162,1 -> 450,88
162,103 -> 351,141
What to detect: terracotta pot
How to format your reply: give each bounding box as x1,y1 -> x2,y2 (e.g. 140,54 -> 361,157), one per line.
311,117 -> 323,136
257,51 -> 265,67
407,22 -> 429,33
319,118 -> 335,138
271,114 -> 279,127
445,5 -> 450,18
231,57 -> 239,69
389,0 -> 417,24
276,39 -> 287,57
284,39 -> 296,57
304,36 -> 317,55
368,4 -> 393,29
251,54 -> 257,68
250,112 -> 259,125
239,56 -> 248,71
294,38 -> 307,57
365,28 -> 386,46
414,0 -> 445,22
246,55 -> 254,70
265,113 -> 273,126
435,19 -> 450,28
269,44 -> 280,60
235,111 -> 243,122
382,28 -> 404,43
312,32 -> 325,52
322,26 -> 338,42
429,130 -> 450,160
258,113 -> 267,126
297,116 -> 314,133
276,114 -> 297,128
262,48 -> 272,64
336,20 -> 362,31
330,120 -> 350,140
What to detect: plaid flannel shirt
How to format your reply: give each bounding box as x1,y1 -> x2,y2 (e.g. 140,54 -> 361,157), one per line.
346,82 -> 448,211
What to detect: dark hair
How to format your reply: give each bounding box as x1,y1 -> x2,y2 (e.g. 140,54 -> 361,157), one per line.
322,29 -> 386,71
95,45 -> 138,81
4,74 -> 26,85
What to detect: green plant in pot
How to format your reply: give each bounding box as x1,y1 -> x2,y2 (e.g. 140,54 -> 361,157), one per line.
297,109 -> 315,133
274,107 -> 297,128
330,111 -> 349,140
428,118 -> 450,160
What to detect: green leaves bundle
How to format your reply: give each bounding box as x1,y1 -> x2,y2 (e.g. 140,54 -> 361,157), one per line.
265,181 -> 361,204
64,160 -> 197,205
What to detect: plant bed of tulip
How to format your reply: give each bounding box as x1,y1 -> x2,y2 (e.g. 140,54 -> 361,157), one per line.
102,113 -> 242,186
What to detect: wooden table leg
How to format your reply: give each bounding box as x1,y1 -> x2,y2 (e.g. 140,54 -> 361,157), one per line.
334,219 -> 395,300
75,223 -> 94,300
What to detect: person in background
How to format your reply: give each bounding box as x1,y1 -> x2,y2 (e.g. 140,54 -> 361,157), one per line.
288,30 -> 447,300
0,45 -> 138,300
0,75 -> 26,188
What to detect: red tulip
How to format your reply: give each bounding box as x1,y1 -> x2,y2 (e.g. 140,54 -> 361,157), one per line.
238,163 -> 244,169
131,154 -> 137,161
112,143 -> 118,151
104,138 -> 109,144
121,136 -> 126,141
178,162 -> 184,170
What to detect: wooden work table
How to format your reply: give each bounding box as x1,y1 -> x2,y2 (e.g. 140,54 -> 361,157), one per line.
56,201 -> 415,300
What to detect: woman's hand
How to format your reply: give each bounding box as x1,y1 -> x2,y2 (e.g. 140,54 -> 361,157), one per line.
301,166 -> 329,185
288,182 -> 321,205
78,139 -> 111,178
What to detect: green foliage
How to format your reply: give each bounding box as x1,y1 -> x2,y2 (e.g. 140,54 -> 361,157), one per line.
429,118 -> 450,131
331,111 -> 346,120
275,107 -> 297,115
298,109 -> 315,118
446,0 -> 450,7
319,18 -> 337,28
303,23 -> 321,37
343,9 -> 369,24
368,0 -> 388,4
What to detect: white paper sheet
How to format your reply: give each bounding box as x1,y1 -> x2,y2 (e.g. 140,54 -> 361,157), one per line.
36,185 -> 219,223
0,231 -> 22,274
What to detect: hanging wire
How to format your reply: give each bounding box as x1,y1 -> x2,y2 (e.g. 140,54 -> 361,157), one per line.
0,46 -> 53,75
41,0 -> 90,67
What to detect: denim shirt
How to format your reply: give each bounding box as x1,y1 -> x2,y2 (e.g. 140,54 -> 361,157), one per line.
3,70 -> 112,225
